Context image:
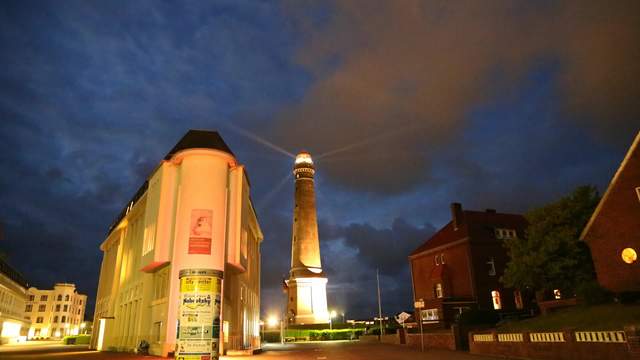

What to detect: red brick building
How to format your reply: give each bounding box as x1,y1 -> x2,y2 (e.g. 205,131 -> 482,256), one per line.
409,203 -> 528,327
581,131 -> 640,293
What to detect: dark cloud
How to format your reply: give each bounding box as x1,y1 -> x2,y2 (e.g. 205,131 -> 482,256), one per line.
270,0 -> 640,193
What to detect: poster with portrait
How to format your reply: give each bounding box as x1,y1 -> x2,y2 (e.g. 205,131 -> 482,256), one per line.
189,209 -> 212,255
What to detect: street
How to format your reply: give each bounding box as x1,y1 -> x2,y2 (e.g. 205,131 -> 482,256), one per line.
0,341 -> 503,360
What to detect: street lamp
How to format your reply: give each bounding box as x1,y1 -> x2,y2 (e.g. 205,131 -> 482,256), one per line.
329,310 -> 337,330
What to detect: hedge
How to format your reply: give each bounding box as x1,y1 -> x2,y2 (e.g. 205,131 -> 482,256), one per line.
62,335 -> 91,345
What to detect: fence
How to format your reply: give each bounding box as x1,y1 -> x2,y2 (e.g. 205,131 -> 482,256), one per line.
469,326 -> 640,360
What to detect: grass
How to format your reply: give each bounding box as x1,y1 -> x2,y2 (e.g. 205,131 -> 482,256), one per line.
497,303 -> 640,332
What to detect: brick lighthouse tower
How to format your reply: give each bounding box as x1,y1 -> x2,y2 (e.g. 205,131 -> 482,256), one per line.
285,151 -> 329,324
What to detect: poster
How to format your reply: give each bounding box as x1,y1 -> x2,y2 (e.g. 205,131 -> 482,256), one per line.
189,209 -> 212,254
177,269 -> 223,360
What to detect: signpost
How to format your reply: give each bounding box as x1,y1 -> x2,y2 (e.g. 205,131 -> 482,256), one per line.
414,299 -> 425,352
177,269 -> 223,360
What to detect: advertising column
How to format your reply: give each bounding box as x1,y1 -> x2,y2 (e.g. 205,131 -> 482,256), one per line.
177,269 -> 223,360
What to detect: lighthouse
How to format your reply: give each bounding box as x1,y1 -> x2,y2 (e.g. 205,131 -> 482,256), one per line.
285,151 -> 329,324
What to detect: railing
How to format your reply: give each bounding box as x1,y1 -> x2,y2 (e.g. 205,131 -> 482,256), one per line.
530,332 -> 565,342
497,333 -> 523,342
575,331 -> 626,343
473,334 -> 494,342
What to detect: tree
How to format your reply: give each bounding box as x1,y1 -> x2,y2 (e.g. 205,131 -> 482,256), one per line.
502,186 -> 599,296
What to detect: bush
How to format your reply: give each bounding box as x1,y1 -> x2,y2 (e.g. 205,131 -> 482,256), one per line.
576,281 -> 612,305
457,309 -> 500,326
617,291 -> 640,304
62,335 -> 91,345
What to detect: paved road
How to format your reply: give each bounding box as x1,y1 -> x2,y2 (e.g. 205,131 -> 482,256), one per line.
244,341 -> 502,360
0,340 -> 503,359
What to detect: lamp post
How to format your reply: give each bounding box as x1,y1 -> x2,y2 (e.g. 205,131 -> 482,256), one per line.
329,310 -> 337,330
415,299 -> 425,352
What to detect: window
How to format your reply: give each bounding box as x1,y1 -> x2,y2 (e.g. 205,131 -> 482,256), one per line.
514,290 -> 523,310
40,295 -> 48,301
29,295 -> 35,301
434,253 -> 444,266
434,283 -> 443,298
25,304 -> 32,312
55,304 -> 60,312
38,304 -> 46,312
78,309 -> 81,315
495,228 -> 516,239
63,305 -> 68,312
420,308 -> 440,321
61,316 -> 66,323
143,222 -> 157,255
622,248 -> 637,264
65,295 -> 69,301
554,289 -> 562,299
57,295 -> 62,301
435,255 -> 439,266
153,321 -> 163,342
491,290 -> 502,310
53,316 -> 58,323
36,317 -> 43,323
79,300 -> 82,305
486,257 -> 496,276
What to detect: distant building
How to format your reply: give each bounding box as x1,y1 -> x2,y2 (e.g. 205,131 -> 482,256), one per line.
409,203 -> 529,327
24,283 -> 87,339
582,131 -> 640,293
0,257 -> 30,344
91,130 -> 263,356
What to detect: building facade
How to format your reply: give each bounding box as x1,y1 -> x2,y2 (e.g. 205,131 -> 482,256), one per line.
91,130 -> 263,356
409,203 -> 529,327
581,131 -> 640,293
24,283 -> 87,339
0,258 -> 30,344
285,152 -> 329,325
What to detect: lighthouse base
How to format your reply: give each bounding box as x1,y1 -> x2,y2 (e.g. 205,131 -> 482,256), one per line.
286,277 -> 329,324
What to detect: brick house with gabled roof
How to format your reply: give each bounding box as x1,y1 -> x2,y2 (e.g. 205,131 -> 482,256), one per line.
581,131 -> 640,293
409,203 -> 529,327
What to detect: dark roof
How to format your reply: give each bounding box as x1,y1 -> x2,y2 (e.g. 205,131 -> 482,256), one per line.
164,130 -> 234,160
410,210 -> 527,256
0,257 -> 28,289
107,130 -> 235,236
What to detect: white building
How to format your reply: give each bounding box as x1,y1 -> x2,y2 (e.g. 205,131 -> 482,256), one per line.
91,130 -> 263,356
0,258 -> 30,344
24,283 -> 87,339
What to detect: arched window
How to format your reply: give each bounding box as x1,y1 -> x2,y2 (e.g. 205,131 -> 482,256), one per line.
491,290 -> 501,310
57,295 -> 62,301
65,295 -> 70,301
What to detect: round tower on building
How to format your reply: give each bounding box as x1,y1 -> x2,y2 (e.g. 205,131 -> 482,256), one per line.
286,152 -> 329,324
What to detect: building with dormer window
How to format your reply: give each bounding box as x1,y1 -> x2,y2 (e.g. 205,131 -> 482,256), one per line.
409,203 -> 529,327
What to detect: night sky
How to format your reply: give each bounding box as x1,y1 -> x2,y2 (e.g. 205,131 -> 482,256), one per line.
1,1 -> 639,321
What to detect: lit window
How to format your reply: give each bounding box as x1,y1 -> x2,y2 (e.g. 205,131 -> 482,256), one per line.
434,283 -> 443,298
622,248 -> 637,264
514,290 -> 523,310
491,291 -> 502,310
440,253 -> 445,264
554,289 -> 561,299
420,308 -> 440,321
435,255 -> 440,266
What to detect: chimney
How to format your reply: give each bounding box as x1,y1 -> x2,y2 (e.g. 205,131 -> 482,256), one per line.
451,202 -> 463,230
486,209 -> 496,214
